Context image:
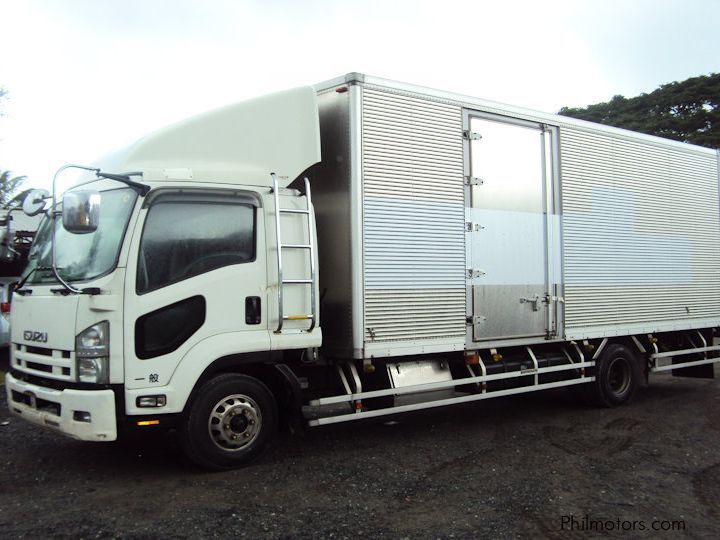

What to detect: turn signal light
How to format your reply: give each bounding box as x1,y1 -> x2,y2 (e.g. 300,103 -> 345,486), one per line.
136,419 -> 160,426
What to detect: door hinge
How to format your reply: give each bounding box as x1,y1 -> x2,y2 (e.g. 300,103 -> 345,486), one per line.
466,315 -> 486,325
465,175 -> 484,186
467,269 -> 485,279
466,221 -> 484,232
463,130 -> 482,141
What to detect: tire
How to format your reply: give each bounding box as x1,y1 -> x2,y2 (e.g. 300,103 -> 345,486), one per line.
583,343 -> 640,407
180,373 -> 278,470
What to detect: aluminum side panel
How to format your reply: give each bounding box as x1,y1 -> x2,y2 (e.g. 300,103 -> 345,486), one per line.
361,88 -> 466,352
560,127 -> 720,332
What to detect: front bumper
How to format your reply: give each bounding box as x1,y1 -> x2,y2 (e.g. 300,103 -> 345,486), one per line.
5,373 -> 117,441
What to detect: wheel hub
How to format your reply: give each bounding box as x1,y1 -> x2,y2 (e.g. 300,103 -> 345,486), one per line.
208,394 -> 262,451
230,414 -> 249,433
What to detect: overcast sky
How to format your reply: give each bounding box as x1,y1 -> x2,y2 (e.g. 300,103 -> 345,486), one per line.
0,0 -> 718,192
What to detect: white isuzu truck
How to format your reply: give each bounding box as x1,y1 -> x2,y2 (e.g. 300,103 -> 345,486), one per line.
5,73 -> 720,469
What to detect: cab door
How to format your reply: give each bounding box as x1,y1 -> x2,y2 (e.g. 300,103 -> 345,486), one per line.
123,188 -> 270,399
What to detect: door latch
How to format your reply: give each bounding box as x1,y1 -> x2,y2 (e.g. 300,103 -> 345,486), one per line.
520,294 -> 541,312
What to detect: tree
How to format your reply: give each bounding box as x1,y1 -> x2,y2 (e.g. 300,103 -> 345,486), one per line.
559,73 -> 720,149
0,171 -> 26,207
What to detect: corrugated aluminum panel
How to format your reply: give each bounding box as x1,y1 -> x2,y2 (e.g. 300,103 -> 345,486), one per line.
362,88 -> 466,346
561,127 -> 720,333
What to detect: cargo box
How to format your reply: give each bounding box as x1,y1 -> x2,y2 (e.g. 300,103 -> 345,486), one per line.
309,73 -> 720,360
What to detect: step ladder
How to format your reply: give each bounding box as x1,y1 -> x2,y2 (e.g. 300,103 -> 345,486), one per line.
271,173 -> 317,334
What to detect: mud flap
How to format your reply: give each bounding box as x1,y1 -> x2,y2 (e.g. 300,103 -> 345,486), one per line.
274,364 -> 305,434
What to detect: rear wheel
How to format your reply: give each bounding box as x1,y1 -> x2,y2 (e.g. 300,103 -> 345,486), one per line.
583,343 -> 640,407
180,373 -> 278,470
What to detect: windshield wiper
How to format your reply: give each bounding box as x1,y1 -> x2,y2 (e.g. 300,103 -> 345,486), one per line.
96,171 -> 150,196
14,265 -> 54,294
16,266 -> 100,296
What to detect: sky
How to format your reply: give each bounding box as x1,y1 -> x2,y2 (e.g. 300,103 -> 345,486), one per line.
0,0 -> 718,193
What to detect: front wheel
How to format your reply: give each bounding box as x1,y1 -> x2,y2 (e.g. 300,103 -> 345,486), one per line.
180,373 -> 278,470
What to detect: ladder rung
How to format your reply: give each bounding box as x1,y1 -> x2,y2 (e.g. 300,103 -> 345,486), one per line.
281,244 -> 312,249
280,208 -> 310,215
282,279 -> 312,284
284,315 -> 313,320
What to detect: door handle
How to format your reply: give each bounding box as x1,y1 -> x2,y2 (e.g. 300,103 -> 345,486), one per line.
520,294 -> 541,312
245,296 -> 261,325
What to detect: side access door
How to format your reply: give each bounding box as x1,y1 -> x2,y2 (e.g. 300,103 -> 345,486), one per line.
465,113 -> 561,341
123,188 -> 271,410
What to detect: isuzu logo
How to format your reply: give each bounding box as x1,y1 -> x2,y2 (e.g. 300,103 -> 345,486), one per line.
24,331 -> 48,343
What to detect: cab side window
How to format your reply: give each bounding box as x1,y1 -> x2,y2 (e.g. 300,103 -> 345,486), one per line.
137,201 -> 256,294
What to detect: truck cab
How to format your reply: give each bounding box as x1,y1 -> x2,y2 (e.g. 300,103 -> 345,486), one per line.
5,87 -> 322,469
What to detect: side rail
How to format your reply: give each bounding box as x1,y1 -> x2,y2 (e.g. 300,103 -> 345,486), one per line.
305,328 -> 720,427
306,344 -> 594,426
645,329 -> 720,373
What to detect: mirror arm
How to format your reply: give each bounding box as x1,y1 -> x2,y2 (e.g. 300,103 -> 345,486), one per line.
51,164 -> 98,294
48,165 -> 148,294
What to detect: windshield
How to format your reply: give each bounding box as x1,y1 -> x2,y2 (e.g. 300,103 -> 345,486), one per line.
22,187 -> 138,285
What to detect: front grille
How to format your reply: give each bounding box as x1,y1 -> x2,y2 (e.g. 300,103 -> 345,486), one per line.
13,343 -> 75,382
26,361 -> 52,373
26,346 -> 53,357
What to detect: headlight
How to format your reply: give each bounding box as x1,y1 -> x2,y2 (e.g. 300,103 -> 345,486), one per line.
76,321 -> 109,384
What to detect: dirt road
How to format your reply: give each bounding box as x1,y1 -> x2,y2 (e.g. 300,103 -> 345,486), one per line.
0,371 -> 718,538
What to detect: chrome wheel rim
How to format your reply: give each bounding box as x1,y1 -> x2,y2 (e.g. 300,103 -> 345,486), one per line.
207,394 -> 262,451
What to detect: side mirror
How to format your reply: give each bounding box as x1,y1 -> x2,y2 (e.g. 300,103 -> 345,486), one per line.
22,189 -> 50,217
62,190 -> 101,234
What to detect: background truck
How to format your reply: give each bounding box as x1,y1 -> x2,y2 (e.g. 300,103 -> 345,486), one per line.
5,73 -> 720,469
0,206 -> 41,348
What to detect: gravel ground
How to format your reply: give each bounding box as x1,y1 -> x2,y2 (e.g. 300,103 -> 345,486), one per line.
0,364 -> 718,538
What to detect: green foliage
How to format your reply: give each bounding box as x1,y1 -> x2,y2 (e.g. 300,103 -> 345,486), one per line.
0,171 -> 26,207
559,73 -> 720,149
